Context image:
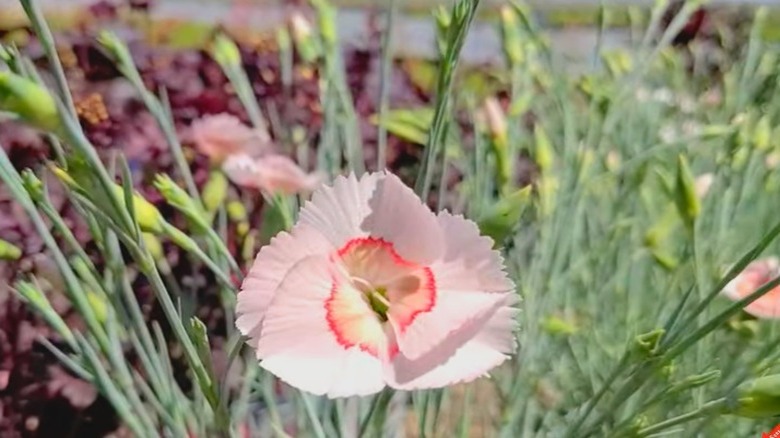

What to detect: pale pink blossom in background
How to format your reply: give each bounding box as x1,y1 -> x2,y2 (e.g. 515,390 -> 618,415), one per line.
695,173 -> 714,198
190,113 -> 269,164
723,257 -> 780,319
236,172 -> 518,397
222,153 -> 322,195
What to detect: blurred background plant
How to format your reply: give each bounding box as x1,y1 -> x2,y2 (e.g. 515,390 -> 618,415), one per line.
3,0 -> 780,437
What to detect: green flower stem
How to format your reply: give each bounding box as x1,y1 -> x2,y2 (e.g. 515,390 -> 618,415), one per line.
376,0 -> 399,170
218,53 -> 268,134
634,398 -> 727,437
667,274 -> 780,360
76,335 -> 150,437
161,221 -> 236,290
414,0 -> 480,200
104,40 -> 200,201
667,217 -> 780,347
72,194 -> 230,436
0,146 -> 110,351
19,0 -> 77,117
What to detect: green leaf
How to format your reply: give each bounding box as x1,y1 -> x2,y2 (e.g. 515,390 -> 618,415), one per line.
370,107 -> 435,146
477,186 -> 533,245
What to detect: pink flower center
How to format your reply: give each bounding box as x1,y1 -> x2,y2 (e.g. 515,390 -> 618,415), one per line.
325,237 -> 436,357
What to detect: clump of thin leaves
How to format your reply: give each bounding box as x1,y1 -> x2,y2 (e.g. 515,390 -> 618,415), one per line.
3,0 -> 780,436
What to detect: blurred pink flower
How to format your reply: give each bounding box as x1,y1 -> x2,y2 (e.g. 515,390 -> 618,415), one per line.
236,172 -> 518,397
190,114 -> 269,164
723,257 -> 780,319
222,153 -> 322,195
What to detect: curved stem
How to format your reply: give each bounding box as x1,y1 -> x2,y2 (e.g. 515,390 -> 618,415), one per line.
634,398 -> 727,437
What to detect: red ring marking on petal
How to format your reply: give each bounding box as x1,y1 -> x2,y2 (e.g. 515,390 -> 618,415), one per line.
393,267 -> 436,334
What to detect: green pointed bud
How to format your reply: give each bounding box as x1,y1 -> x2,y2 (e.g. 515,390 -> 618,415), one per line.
48,164 -> 79,190
602,49 -> 633,77
211,33 -> 241,69
734,374 -> 780,418
20,169 -> 44,203
534,124 -> 555,173
15,280 -> 75,345
433,6 -> 452,56
541,315 -> 578,336
500,6 -> 524,67
753,115 -> 772,151
634,328 -> 665,356
154,173 -> 208,231
142,232 -> 164,261
202,171 -> 228,216
97,30 -> 133,66
644,204 -> 679,249
86,289 -> 108,324
674,155 -> 700,229
650,246 -> 679,271
109,184 -> 164,234
311,0 -> 337,48
189,317 -> 215,388
0,72 -> 60,132
0,238 -> 22,260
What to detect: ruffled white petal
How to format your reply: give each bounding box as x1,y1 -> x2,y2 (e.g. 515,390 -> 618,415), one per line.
387,294 -> 518,389
390,290 -> 510,361
389,212 -> 515,360
361,173 -> 444,264
256,255 -> 385,397
299,173 -> 380,248
236,224 -> 333,344
434,211 -> 514,293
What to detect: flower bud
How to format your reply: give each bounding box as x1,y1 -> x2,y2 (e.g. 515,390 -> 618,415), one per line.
734,374 -> 780,418
202,170 -> 228,216
20,169 -> 46,204
634,328 -> 665,356
754,115 -> 772,151
142,232 -> 164,261
15,280 -> 75,345
0,239 -> 22,260
211,33 -> 242,69
154,174 -> 207,229
500,6 -> 524,67
311,0 -> 337,48
97,30 -> 133,65
0,72 -> 60,132
109,184 -> 165,234
534,124 -> 555,174
602,49 -> 633,77
86,289 -> 108,324
674,154 -> 700,229
541,315 -> 577,336
481,97 -> 510,189
48,164 -> 78,189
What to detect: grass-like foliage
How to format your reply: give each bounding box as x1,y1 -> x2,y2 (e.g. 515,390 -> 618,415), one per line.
3,0 -> 780,436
